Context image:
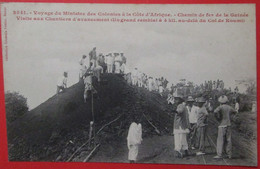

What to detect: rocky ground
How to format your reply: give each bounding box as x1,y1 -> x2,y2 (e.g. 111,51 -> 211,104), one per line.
6,74 -> 257,166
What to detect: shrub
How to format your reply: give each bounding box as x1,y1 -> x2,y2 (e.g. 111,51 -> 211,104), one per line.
5,91 -> 28,123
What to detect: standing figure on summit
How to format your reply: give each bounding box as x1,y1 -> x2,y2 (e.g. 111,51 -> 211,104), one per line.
89,47 -> 97,66
106,53 -> 113,73
79,55 -> 90,80
114,53 -> 122,74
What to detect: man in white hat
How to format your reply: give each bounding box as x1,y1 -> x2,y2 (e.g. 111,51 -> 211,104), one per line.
173,92 -> 190,158
213,95 -> 237,159
57,72 -> 68,94
196,97 -> 208,155
186,96 -> 199,150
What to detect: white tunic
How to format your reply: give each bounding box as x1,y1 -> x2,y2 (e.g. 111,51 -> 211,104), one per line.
127,122 -> 142,161
187,105 -> 199,124
57,76 -> 67,87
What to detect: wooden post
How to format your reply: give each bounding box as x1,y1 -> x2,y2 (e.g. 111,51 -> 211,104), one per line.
91,89 -> 96,146
88,121 -> 93,148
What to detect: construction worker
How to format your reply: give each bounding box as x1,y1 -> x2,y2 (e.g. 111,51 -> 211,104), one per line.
167,94 -> 174,105
93,62 -> 103,82
89,47 -> 97,66
213,95 -> 237,159
79,55 -> 89,80
121,52 -> 126,64
127,117 -> 142,163
98,53 -> 106,73
206,98 -> 214,113
114,53 -> 122,74
57,72 -> 68,94
173,92 -> 190,158
186,96 -> 199,150
196,97 -> 208,155
83,66 -> 94,102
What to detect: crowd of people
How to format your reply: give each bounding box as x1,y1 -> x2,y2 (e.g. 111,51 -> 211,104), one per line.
55,47 -> 240,163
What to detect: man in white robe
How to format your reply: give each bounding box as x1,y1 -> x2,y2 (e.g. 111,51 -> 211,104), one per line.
127,121 -> 142,163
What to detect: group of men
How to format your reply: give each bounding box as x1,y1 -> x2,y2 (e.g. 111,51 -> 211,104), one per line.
169,79 -> 226,96
172,93 -> 237,159
55,48 -> 239,162
126,93 -> 238,163
130,67 -> 169,96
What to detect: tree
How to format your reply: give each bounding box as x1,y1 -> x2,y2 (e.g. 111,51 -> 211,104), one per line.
5,91 -> 28,123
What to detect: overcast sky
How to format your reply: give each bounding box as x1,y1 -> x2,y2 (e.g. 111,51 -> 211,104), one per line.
2,3 -> 256,109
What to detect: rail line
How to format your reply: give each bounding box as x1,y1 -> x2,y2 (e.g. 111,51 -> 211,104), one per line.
199,117 -> 230,165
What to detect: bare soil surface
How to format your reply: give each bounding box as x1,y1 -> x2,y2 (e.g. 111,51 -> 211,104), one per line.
7,74 -> 257,166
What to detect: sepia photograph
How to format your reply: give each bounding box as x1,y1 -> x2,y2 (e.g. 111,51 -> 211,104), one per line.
1,3 -> 257,166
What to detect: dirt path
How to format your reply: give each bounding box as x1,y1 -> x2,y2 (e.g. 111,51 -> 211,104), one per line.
90,124 -> 256,166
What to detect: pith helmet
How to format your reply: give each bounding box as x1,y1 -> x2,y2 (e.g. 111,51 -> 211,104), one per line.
196,97 -> 206,103
173,91 -> 184,99
187,96 -> 195,102
218,95 -> 228,104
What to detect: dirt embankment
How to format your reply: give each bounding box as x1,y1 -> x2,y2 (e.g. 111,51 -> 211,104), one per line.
7,74 -> 173,161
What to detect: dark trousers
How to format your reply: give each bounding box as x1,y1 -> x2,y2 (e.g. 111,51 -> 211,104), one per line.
197,126 -> 206,152
56,86 -> 65,94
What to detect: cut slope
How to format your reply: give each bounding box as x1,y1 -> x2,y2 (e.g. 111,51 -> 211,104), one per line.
7,74 -> 173,161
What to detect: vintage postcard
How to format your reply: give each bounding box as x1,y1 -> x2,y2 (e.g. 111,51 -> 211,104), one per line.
1,2 -> 257,167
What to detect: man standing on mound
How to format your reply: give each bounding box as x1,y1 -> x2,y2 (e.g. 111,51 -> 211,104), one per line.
213,95 -> 237,159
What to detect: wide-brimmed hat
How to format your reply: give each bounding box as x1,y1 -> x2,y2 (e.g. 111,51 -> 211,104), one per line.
196,97 -> 206,103
218,95 -> 228,103
173,91 -> 184,99
186,96 -> 195,102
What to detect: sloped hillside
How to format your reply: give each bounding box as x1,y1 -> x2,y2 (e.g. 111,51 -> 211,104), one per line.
7,74 -> 173,161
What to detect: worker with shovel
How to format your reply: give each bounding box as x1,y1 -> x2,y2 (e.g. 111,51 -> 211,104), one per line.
83,64 -> 97,102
